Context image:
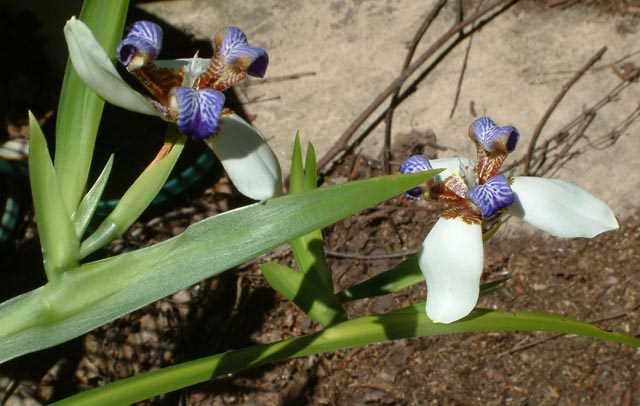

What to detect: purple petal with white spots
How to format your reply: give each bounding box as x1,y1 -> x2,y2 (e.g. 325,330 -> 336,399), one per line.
468,175 -> 514,218
117,21 -> 163,68
471,116 -> 496,140
400,155 -> 433,198
175,87 -> 225,140
218,26 -> 269,77
400,155 -> 432,174
470,116 -> 519,153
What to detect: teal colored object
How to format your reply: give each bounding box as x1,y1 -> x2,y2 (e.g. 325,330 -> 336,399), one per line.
0,160 -> 27,251
95,149 -> 217,216
0,149 -> 217,252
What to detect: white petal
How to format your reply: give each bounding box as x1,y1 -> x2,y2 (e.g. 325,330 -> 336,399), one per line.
429,157 -> 475,184
64,17 -> 158,116
156,56 -> 210,87
509,176 -> 619,238
205,114 -> 282,200
420,216 -> 484,323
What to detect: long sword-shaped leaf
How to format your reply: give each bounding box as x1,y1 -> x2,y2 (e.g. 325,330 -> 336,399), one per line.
261,262 -> 345,326
52,306 -> 640,405
55,0 -> 129,214
28,113 -> 78,280
73,154 -> 114,238
303,142 -> 318,191
292,142 -> 332,290
0,170 -> 439,362
338,255 -> 422,302
288,133 -> 304,193
283,139 -> 340,324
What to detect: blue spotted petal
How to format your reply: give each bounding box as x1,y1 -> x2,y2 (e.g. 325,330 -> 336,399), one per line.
117,21 -> 163,69
470,116 -> 519,153
216,26 -> 269,77
468,175 -> 514,218
400,155 -> 432,174
400,155 -> 432,198
175,87 -> 225,140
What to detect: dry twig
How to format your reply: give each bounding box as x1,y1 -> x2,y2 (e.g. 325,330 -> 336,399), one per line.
326,249 -> 419,261
382,0 -> 447,173
246,71 -> 316,86
317,0 -> 520,174
523,46 -> 607,175
449,0 -> 485,119
503,73 -> 639,176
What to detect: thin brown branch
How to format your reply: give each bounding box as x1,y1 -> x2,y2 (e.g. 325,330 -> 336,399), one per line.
317,0 -> 520,173
382,0 -> 447,174
449,0 -> 485,118
246,71 -> 316,86
448,34 -> 474,119
524,46 -> 607,175
539,111 -> 595,176
326,249 -> 419,261
502,78 -> 636,175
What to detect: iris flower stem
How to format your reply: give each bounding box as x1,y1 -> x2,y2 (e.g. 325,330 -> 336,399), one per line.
79,130 -> 185,259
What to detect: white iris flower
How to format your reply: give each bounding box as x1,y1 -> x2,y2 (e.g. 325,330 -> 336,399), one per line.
401,117 -> 618,323
64,17 -> 281,200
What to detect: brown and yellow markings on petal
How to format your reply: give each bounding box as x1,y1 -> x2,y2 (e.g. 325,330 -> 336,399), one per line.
212,67 -> 246,92
132,64 -> 184,106
441,205 -> 481,225
475,150 -> 506,185
198,57 -> 225,90
430,181 -> 466,204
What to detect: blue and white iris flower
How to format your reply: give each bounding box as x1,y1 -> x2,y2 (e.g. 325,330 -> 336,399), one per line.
64,18 -> 280,200
401,117 -> 619,324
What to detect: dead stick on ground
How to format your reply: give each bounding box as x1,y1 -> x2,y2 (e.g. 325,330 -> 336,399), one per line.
317,0 -> 519,173
449,0 -> 485,119
524,46 -> 607,175
326,249 -> 419,261
246,71 -> 316,85
382,0 -> 447,173
502,78 -> 636,174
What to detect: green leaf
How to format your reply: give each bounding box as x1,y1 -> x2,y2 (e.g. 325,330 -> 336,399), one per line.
52,306 -> 640,405
73,154 -> 114,238
288,132 -> 304,193
338,255 -> 421,302
289,230 -> 334,294
337,255 -> 509,302
55,0 -> 129,214
286,138 -> 340,323
0,170 -> 439,362
79,131 -> 185,258
261,262 -> 345,326
28,113 -> 79,280
303,142 -> 318,191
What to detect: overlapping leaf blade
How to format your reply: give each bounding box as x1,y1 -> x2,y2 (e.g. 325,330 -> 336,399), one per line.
0,170 -> 439,362
28,113 -> 78,279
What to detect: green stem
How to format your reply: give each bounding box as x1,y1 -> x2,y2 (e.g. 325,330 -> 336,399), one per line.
55,0 -> 129,213
79,133 -> 185,258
